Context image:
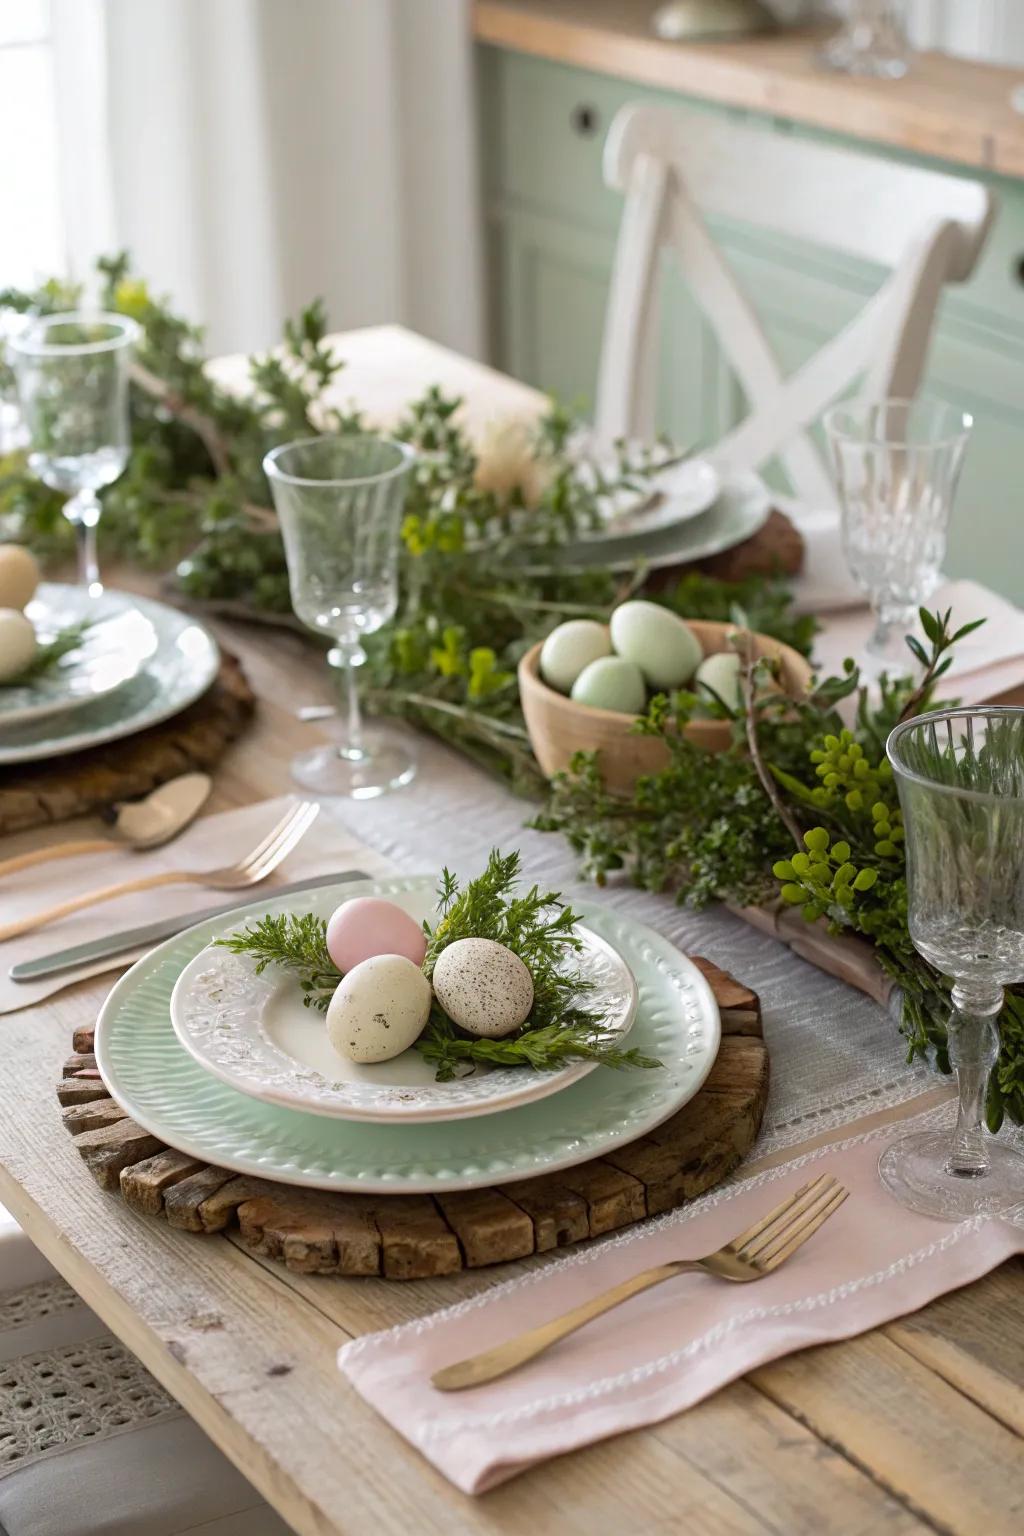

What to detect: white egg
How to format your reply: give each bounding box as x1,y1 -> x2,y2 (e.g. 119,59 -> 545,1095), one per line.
539,619 -> 611,694
0,545 -> 39,611
694,651 -> 742,712
570,655 -> 647,715
432,937 -> 534,1039
326,953 -> 432,1064
0,609 -> 38,683
609,600 -> 701,690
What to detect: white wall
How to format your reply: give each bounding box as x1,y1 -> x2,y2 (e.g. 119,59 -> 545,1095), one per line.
907,0 -> 1024,62
816,1 -> 1024,65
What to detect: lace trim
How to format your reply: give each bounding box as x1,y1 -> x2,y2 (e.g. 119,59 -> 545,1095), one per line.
0,1278 -> 81,1334
756,1071 -> 940,1156
339,1101 -> 956,1366
0,1334 -> 178,1469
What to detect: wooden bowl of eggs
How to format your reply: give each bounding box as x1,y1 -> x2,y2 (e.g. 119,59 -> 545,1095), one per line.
518,600 -> 813,795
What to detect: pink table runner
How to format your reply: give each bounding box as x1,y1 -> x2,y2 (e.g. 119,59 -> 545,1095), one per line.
339,1104 -> 1023,1494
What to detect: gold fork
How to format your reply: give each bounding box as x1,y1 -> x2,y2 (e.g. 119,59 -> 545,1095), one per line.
432,1172 -> 848,1392
0,800 -> 320,941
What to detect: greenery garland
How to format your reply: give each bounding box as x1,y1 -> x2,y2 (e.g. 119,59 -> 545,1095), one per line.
534,611 -> 1024,1130
3,256 -> 1020,1124
0,255 -> 810,795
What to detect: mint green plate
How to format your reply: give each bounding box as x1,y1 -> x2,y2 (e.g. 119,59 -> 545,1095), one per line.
95,879 -> 720,1194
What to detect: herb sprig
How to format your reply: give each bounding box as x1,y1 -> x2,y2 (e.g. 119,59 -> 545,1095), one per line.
215,850 -> 661,1081
1,621 -> 90,687
215,910 -> 341,1011
420,850 -> 660,1079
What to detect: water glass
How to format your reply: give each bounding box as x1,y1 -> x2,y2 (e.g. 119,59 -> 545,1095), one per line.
819,0 -> 909,78
881,708 -> 1024,1219
10,311 -> 140,597
824,398 -> 971,677
263,433 -> 417,799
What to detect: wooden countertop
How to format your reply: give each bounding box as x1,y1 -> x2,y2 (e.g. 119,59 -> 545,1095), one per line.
474,0 -> 1024,177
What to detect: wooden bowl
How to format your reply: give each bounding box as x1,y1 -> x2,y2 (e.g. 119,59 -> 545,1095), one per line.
518,619 -> 813,795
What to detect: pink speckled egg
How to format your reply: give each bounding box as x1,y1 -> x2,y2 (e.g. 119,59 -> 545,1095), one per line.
325,896 -> 427,975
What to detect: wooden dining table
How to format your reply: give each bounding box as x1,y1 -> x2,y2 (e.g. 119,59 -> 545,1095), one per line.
0,328 -> 1022,1536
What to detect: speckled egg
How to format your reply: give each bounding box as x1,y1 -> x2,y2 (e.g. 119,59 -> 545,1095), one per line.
570,655 -> 647,715
539,619 -> 612,695
0,545 -> 39,612
0,609 -> 37,683
432,937 -> 534,1039
326,953 -> 433,1064
609,600 -> 701,690
325,895 -> 427,974
694,651 -> 742,712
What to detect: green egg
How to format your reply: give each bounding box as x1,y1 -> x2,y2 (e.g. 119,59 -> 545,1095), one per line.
609,600 -> 701,690
571,656 -> 647,715
694,651 -> 742,712
539,619 -> 611,694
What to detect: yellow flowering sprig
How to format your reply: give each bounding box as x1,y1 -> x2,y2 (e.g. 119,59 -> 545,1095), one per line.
773,827 -> 878,925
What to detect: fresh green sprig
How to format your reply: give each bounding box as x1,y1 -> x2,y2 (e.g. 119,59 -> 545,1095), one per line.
418,1020 -> 660,1082
420,849 -> 612,1065
215,911 -> 342,1011
1,621 -> 91,687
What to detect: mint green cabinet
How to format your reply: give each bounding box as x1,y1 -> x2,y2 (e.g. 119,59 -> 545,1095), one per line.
479,46 -> 1024,603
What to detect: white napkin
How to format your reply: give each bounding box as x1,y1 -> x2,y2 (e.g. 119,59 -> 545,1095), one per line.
812,578 -> 1024,704
786,505 -> 865,615
0,797 -> 393,1015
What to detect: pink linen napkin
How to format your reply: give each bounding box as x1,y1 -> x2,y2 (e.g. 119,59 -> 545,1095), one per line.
338,1107 -> 1024,1494
0,797 -> 394,1014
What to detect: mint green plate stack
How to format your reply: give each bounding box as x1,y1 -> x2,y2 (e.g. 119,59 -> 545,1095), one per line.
95,877 -> 722,1196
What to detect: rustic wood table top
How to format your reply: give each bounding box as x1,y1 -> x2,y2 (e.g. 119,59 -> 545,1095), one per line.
0,328 -> 1021,1536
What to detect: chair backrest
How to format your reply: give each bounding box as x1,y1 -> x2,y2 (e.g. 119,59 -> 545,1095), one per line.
595,105 -> 995,506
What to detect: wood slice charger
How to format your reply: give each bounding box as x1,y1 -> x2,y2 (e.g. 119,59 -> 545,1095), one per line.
0,652 -> 255,837
56,959 -> 768,1281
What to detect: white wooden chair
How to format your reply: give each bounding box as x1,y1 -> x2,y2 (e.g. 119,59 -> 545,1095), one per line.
595,105 -> 994,506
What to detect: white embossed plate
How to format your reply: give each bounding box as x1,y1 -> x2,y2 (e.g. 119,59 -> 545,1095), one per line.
169,877 -> 638,1124
0,586 -> 219,765
95,881 -> 720,1194
572,445 -> 720,541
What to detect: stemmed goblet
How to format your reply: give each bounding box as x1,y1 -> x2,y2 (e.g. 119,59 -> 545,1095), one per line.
10,311 -> 140,597
824,398 -> 972,680
263,433 -> 417,799
881,707 -> 1024,1219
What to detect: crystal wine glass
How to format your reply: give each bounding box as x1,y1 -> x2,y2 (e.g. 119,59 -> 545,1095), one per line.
881,708 -> 1024,1219
10,311 -> 140,597
824,398 -> 972,678
819,0 -> 909,78
263,433 -> 417,799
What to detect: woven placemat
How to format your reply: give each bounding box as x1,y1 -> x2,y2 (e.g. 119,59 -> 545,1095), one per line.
0,653 -> 255,836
